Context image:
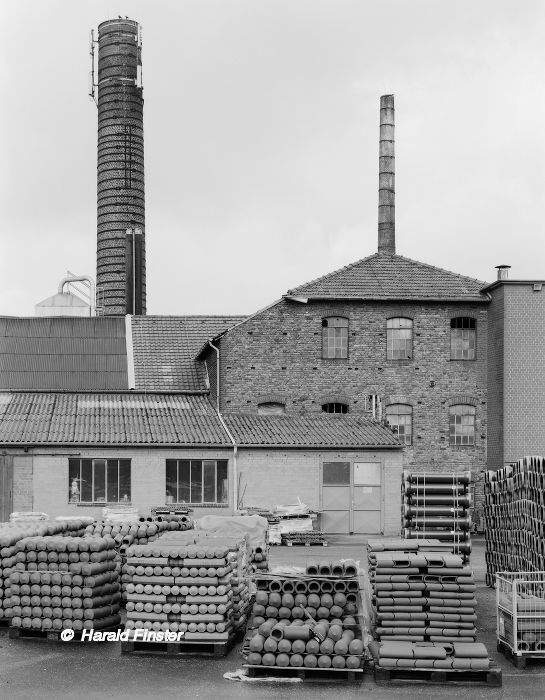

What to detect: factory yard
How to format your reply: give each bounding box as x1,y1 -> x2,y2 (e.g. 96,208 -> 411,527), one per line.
0,536 -> 542,700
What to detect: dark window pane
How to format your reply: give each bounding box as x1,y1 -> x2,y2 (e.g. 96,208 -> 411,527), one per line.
81,459 -> 93,502
190,461 -> 203,503
119,460 -> 131,502
93,459 -> 106,502
178,460 -> 190,502
323,462 -> 350,485
216,461 -> 228,503
166,460 -> 178,503
322,403 -> 348,414
107,460 -> 119,503
69,459 -> 81,503
203,460 -> 216,502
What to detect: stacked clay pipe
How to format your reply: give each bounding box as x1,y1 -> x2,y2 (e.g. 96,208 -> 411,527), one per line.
484,457 -> 545,587
368,546 -> 478,644
244,560 -> 365,671
250,543 -> 268,573
0,520 -> 88,623
402,471 -> 472,562
7,535 -> 121,633
369,640 -> 492,671
123,531 -> 250,641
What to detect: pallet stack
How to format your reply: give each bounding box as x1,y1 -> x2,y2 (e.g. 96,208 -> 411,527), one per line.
281,531 -> 327,547
242,561 -> 365,679
484,457 -> 545,587
7,535 -> 121,638
0,520 -> 88,625
401,471 -> 472,562
122,531 -> 250,654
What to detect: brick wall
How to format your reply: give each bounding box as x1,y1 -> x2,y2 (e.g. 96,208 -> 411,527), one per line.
486,286 -> 505,467
12,455 -> 33,512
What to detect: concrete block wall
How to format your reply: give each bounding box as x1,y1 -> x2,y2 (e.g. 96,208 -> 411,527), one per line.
12,456 -> 33,512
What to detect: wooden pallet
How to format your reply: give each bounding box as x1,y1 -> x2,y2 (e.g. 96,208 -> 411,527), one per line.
284,541 -> 328,547
0,618 -> 10,627
121,635 -> 235,658
8,626 -> 123,643
374,663 -> 502,687
243,664 -> 363,682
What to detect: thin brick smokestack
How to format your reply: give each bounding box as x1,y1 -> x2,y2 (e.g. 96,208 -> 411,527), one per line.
95,18 -> 146,315
378,94 -> 395,255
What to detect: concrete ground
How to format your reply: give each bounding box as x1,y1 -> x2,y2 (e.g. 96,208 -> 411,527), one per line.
0,536 -> 544,699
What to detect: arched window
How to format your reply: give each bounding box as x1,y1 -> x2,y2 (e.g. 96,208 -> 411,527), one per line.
322,402 -> 348,414
449,404 -> 476,445
451,317 -> 476,360
322,317 -> 348,359
386,404 -> 413,445
387,318 -> 413,360
257,402 -> 286,416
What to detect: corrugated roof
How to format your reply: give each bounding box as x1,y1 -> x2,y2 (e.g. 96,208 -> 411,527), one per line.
223,413 -> 402,448
0,393 -> 230,446
0,317 -> 128,391
131,316 -> 245,391
287,253 -> 488,302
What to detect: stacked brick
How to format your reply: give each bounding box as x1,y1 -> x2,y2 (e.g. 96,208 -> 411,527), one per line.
0,520 -> 87,624
243,560 -> 365,672
402,471 -> 472,561
368,545 -> 478,644
7,535 -> 121,633
123,532 -> 250,642
484,457 -> 545,586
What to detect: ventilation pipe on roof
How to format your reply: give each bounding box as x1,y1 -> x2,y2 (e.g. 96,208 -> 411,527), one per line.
58,275 -> 96,316
378,94 -> 395,255
495,265 -> 511,281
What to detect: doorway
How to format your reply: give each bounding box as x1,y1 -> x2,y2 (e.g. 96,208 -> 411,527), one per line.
321,460 -> 382,534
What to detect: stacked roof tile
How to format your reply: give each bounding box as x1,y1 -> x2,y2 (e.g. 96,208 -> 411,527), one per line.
287,253 -> 488,302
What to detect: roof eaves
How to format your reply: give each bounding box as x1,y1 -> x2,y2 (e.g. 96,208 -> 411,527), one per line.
287,295 -> 489,303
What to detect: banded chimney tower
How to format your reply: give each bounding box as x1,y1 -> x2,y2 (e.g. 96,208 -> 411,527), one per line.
91,18 -> 146,315
378,94 -> 395,255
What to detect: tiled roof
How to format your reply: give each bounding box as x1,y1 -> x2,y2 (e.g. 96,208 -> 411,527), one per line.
287,253 -> 488,302
0,393 -> 230,446
223,413 -> 402,448
131,316 -> 245,391
0,317 -> 128,391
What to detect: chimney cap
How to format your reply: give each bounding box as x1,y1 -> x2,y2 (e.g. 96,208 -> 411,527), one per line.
495,264 -> 511,281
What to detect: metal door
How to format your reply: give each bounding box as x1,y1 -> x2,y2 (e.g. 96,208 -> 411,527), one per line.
0,455 -> 13,523
321,461 -> 382,534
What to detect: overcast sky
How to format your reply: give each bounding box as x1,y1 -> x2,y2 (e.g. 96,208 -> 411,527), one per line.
0,0 -> 544,317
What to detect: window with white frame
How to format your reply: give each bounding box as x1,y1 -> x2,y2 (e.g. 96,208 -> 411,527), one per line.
386,404 -> 413,445
166,459 -> 228,504
450,317 -> 476,360
322,317 -> 348,359
387,318 -> 413,359
449,405 -> 476,445
68,458 -> 131,503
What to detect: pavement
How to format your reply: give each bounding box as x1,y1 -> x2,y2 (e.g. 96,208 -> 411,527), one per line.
0,536 -> 544,699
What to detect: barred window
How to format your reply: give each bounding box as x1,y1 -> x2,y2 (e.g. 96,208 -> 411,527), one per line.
166,459 -> 228,504
387,318 -> 413,360
322,402 -> 348,414
68,458 -> 131,503
322,317 -> 348,359
449,405 -> 476,445
386,404 -> 413,445
451,317 -> 476,360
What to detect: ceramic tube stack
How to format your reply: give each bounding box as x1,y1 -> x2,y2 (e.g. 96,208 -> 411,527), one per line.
0,520 -> 88,624
244,560 -> 365,672
484,457 -> 545,587
369,640 -> 491,670
123,536 -> 247,642
369,548 -> 478,644
402,471 -> 472,562
7,535 -> 121,633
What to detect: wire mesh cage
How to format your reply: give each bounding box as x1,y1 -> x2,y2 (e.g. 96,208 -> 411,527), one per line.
496,571 -> 545,659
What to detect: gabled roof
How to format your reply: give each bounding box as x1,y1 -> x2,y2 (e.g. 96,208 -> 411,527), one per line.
131,316 -> 245,391
286,252 -> 488,302
223,413 -> 402,449
0,392 -> 230,446
0,317 -> 128,391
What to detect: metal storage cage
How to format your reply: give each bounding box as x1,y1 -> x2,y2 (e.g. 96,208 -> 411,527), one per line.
496,571 -> 545,668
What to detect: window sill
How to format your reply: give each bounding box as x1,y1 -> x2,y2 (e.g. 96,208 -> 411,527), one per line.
448,444 -> 476,449
71,502 -> 133,507
172,502 -> 228,508
449,358 -> 477,362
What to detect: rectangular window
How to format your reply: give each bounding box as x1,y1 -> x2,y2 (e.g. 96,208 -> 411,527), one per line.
69,458 -> 131,503
322,317 -> 348,359
166,459 -> 228,504
451,318 -> 476,360
449,405 -> 476,446
385,404 -> 413,445
323,462 -> 350,485
387,318 -> 413,360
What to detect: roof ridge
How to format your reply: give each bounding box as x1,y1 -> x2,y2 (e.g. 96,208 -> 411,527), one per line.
288,253 -> 380,294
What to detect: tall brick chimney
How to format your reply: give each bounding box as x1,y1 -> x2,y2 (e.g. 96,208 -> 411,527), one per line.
378,94 -> 395,255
